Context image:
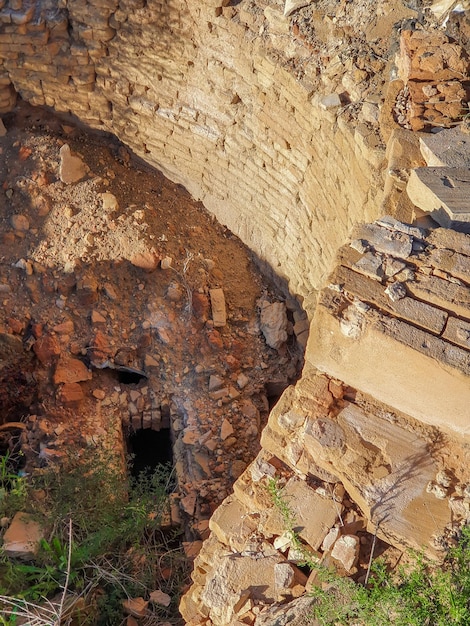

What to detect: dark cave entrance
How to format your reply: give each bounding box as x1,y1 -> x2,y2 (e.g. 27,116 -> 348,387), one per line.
128,427 -> 173,479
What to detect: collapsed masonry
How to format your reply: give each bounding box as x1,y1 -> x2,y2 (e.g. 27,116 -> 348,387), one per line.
180,23 -> 470,626
180,215 -> 470,625
1,0 -> 470,624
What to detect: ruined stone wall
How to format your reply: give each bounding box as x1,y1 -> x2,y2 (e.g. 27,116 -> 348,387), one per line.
0,0 -> 385,303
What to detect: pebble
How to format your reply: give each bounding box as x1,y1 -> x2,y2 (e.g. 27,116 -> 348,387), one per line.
237,373 -> 249,389
100,192 -> 119,212
11,214 -> 29,231
59,143 -> 87,184
14,258 -> 33,275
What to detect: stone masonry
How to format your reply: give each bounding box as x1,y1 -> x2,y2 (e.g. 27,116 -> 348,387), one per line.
0,0 -> 386,305
2,2 -> 470,625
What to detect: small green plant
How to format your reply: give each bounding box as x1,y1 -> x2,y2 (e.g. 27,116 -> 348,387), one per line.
310,526 -> 470,625
267,477 -> 319,570
0,451 -> 188,625
0,452 -> 27,518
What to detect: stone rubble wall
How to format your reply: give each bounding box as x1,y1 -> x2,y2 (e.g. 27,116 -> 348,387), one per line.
0,0 -> 385,303
180,219 -> 470,625
3,2 -> 470,625
310,219 -> 470,437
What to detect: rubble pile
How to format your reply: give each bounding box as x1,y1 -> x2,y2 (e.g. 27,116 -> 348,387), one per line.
395,29 -> 470,131
0,105 -> 304,562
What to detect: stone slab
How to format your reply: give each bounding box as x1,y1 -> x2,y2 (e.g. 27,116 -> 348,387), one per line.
253,595 -> 316,625
332,264 -> 448,335
419,126 -> 470,168
209,288 -> 226,327
407,167 -> 470,230
209,495 -> 258,550
406,273 -> 470,321
200,544 -> 285,624
428,227 -> 470,256
353,223 -> 414,259
264,370 -> 452,555
308,292 -> 470,437
427,247 -> 470,284
59,143 -> 87,184
443,316 -> 470,349
3,512 -> 44,559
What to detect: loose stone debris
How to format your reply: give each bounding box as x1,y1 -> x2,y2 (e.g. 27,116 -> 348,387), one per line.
0,103 -> 304,609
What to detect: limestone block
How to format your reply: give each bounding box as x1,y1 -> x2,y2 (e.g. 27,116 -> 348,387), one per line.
263,476 -> 340,551
3,512 -> 44,559
420,126 -> 470,169
407,167 -> 470,231
308,292 -> 470,438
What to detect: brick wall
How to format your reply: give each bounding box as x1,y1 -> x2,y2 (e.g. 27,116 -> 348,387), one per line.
0,0 -> 385,301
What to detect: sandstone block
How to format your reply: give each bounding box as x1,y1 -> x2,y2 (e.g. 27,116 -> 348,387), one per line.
407,167 -> 470,231
332,265 -> 448,335
427,247 -> 470,283
407,272 -> 470,320
33,334 -> 61,365
353,223 -> 413,259
209,495 -> 258,550
200,543 -> 285,624
253,596 -> 316,625
263,476 -> 340,551
428,227 -> 470,257
209,288 -> 226,327
442,316 -> 470,349
308,296 -> 470,438
3,512 -> 44,559
129,251 -> 160,271
397,30 -> 470,83
259,300 -> 288,350
53,358 -> 92,384
59,143 -> 87,184
331,534 -> 359,572
58,382 -> 85,406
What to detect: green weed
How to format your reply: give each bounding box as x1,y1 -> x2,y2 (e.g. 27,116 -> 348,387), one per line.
267,476 -> 470,625
309,528 -> 470,625
0,451 -> 188,625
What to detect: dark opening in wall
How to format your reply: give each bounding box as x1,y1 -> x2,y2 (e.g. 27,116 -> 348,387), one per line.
118,368 -> 147,385
128,427 -> 173,479
265,380 -> 289,410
